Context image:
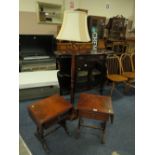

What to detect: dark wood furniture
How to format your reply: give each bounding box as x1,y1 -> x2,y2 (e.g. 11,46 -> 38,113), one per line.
105,15 -> 127,53
55,51 -> 107,104
76,93 -> 114,143
19,34 -> 57,72
105,40 -> 128,55
88,15 -> 106,40
87,16 -> 106,51
106,15 -> 127,41
27,94 -> 73,152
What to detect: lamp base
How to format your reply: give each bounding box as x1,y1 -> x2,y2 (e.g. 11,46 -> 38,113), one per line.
91,48 -> 98,54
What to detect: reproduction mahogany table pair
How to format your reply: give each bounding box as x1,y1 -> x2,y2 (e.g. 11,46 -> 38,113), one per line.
27,93 -> 114,152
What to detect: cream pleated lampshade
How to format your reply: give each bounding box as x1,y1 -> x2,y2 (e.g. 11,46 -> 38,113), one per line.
56,10 -> 90,42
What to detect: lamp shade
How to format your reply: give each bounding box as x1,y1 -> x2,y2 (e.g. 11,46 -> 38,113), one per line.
56,10 -> 90,42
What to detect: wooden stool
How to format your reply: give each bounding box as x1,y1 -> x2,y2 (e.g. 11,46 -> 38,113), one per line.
27,94 -> 73,152
76,93 -> 114,144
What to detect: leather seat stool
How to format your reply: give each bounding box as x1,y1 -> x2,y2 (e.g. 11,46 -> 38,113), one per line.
76,93 -> 114,144
27,94 -> 73,152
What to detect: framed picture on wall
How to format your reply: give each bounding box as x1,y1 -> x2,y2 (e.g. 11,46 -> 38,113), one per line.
64,0 -> 79,10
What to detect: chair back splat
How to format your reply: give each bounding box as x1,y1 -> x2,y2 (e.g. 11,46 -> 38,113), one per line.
106,55 -> 121,75
120,53 -> 135,89
131,53 -> 135,72
120,53 -> 133,73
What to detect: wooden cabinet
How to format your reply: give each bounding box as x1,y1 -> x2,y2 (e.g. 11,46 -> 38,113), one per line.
106,15 -> 127,40
88,16 -> 106,40
37,2 -> 63,25
55,52 -> 107,103
87,16 -> 106,51
105,16 -> 128,53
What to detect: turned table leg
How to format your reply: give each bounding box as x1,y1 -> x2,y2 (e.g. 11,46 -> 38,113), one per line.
101,122 -> 107,144
59,120 -> 71,136
76,117 -> 82,139
35,127 -> 50,153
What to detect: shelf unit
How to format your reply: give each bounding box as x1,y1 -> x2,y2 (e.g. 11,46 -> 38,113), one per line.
106,16 -> 127,40
88,16 -> 106,40
37,2 -> 63,25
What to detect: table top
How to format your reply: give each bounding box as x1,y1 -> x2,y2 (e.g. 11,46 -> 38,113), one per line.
77,93 -> 113,115
55,50 -> 115,56
28,94 -> 73,126
19,70 -> 59,89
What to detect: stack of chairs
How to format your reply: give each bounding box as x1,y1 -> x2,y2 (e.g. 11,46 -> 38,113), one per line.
105,52 -> 135,95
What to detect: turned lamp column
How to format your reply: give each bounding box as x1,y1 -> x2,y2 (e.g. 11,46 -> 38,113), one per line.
56,10 -> 91,104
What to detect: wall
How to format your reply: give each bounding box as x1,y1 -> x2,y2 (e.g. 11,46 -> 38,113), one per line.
19,0 -> 134,18
19,12 -> 58,35
19,0 -> 64,35
19,0 -> 135,35
78,0 -> 134,19
19,0 -> 63,12
78,0 -> 135,26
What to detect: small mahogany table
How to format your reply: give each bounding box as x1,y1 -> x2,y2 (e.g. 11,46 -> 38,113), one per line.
76,93 -> 114,143
27,94 -> 73,152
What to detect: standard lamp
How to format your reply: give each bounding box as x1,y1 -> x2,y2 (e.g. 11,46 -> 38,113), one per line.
57,10 -> 90,43
56,10 -> 91,104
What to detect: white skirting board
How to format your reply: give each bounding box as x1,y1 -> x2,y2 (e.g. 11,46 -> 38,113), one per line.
19,135 -> 32,155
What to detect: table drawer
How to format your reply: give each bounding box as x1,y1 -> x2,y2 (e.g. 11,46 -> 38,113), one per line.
77,55 -> 105,70
79,110 -> 109,121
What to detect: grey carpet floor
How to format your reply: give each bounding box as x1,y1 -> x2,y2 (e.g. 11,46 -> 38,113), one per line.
19,85 -> 135,155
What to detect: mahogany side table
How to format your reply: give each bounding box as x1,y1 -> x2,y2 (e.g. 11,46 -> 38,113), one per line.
27,94 -> 73,152
76,93 -> 114,143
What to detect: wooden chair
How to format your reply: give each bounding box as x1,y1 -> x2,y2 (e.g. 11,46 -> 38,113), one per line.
120,53 -> 135,78
120,53 -> 135,88
106,54 -> 128,95
131,52 -> 135,72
